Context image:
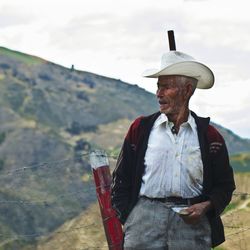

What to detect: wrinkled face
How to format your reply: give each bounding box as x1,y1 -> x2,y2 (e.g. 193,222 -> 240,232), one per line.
156,75 -> 190,115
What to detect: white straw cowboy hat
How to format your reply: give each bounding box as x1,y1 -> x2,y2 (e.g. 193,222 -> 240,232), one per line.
142,51 -> 214,89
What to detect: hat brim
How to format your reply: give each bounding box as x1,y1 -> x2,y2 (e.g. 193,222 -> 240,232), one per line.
142,61 -> 214,89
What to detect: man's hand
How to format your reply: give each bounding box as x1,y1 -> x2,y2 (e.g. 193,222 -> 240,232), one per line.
180,200 -> 212,225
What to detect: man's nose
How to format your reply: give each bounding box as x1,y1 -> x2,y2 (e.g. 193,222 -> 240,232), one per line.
156,88 -> 164,98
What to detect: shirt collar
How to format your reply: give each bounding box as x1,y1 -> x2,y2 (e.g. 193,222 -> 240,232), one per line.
185,112 -> 197,133
153,112 -> 197,133
153,113 -> 169,128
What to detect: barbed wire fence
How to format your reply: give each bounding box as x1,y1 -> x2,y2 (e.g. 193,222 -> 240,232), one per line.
0,152 -> 250,250
0,151 -> 118,250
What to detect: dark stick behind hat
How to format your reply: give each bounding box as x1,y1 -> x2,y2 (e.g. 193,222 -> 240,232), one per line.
168,30 -> 176,51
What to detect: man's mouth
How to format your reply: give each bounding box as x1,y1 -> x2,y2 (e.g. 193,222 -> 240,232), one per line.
159,101 -> 169,107
159,101 -> 167,105
158,101 -> 171,111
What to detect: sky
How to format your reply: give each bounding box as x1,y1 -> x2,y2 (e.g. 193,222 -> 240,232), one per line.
0,0 -> 250,138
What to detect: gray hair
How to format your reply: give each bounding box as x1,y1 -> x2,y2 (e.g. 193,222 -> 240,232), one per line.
177,76 -> 198,96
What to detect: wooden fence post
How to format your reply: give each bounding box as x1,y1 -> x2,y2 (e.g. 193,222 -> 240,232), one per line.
90,150 -> 123,250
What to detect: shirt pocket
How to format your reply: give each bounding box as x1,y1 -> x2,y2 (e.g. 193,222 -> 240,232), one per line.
185,146 -> 203,182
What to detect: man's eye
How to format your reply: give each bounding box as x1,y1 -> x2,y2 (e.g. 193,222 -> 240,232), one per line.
158,85 -> 168,90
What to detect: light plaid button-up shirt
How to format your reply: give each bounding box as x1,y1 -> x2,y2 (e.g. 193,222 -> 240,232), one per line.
140,113 -> 203,198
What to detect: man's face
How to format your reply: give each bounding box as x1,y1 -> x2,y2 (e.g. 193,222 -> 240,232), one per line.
156,75 -> 188,115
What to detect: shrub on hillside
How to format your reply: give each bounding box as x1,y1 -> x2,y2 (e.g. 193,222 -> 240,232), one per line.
0,132 -> 6,144
66,121 -> 97,135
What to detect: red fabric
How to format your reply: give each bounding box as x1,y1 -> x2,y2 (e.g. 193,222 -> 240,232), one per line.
207,125 -> 225,154
125,116 -> 144,150
207,125 -> 224,143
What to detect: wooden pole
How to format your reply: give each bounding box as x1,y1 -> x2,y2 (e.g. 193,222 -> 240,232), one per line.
90,150 -> 123,250
168,30 -> 176,51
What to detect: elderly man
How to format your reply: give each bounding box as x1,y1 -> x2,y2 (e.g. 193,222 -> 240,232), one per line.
111,50 -> 235,249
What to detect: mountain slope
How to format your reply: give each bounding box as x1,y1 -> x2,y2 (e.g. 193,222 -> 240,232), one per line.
0,46 -> 158,131
212,122 -> 250,155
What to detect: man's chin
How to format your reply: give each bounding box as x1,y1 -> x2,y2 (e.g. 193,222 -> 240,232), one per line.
159,108 -> 170,114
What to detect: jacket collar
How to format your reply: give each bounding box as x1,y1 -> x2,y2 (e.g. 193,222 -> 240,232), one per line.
153,112 -> 198,134
191,111 -> 210,133
141,111 -> 210,134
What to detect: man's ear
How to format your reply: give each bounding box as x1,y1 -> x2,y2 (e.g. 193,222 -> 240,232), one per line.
184,82 -> 194,99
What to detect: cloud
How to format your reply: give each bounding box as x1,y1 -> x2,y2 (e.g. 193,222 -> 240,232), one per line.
0,0 -> 250,137
0,4 -> 35,28
190,78 -> 250,137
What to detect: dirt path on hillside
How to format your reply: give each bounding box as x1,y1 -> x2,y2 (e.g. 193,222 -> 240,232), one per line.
221,198 -> 250,250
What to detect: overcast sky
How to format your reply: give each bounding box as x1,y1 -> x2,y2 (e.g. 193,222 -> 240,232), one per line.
0,0 -> 250,138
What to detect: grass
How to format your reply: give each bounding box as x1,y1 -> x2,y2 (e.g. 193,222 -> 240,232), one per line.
230,152 -> 250,172
219,172 -> 250,250
223,202 -> 239,214
0,47 -> 44,65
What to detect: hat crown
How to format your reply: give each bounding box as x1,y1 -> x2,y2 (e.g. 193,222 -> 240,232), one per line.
160,51 -> 195,69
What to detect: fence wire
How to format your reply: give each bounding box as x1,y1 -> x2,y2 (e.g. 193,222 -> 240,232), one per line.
0,151 -> 249,250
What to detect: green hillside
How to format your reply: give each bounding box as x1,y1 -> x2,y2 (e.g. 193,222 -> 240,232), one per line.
0,47 -> 44,65
230,152 -> 250,172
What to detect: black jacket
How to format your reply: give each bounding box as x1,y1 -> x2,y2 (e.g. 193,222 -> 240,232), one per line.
111,111 -> 235,247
